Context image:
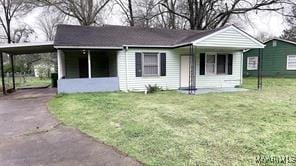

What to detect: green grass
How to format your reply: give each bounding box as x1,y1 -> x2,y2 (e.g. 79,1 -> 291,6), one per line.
2,76 -> 51,89
16,77 -> 51,88
48,78 -> 296,165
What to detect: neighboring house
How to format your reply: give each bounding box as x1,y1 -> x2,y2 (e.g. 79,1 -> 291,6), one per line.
33,63 -> 55,78
244,38 -> 296,77
0,24 -> 264,93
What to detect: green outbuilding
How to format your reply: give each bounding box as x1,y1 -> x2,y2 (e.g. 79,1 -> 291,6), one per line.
244,38 -> 296,77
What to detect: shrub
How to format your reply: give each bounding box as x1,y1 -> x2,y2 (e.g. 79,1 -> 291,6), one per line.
145,84 -> 162,93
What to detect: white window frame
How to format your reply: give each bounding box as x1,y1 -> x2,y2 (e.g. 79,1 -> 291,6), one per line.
247,56 -> 258,70
142,52 -> 160,77
205,53 -> 228,75
272,40 -> 277,47
287,55 -> 296,70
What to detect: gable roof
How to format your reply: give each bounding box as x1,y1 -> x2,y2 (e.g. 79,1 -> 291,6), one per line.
54,24 -> 263,49
244,38 -> 296,53
264,38 -> 296,46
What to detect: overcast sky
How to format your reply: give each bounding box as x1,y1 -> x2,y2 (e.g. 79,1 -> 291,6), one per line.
20,7 -> 288,42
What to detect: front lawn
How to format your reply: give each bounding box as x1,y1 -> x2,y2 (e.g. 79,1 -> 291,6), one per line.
48,78 -> 296,165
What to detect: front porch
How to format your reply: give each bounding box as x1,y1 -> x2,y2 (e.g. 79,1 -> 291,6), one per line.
57,49 -> 119,93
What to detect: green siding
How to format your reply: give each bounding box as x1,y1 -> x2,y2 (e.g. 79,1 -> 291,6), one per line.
243,39 -> 296,77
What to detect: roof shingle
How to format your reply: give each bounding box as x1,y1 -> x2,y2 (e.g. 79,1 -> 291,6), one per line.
54,24 -> 230,48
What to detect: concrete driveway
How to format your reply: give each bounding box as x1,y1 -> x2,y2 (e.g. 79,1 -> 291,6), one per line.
0,88 -> 140,166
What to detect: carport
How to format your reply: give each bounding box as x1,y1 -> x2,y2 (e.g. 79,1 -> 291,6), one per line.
0,42 -> 56,95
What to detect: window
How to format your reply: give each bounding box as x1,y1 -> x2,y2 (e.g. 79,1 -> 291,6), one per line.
287,55 -> 296,70
143,53 -> 159,76
217,55 -> 227,74
247,56 -> 258,70
205,53 -> 228,75
273,40 -> 277,47
206,54 -> 216,74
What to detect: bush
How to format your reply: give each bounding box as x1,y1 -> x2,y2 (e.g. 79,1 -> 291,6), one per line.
145,84 -> 162,93
235,85 -> 243,88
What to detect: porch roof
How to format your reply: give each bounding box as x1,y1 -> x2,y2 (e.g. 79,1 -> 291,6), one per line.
0,42 -> 55,55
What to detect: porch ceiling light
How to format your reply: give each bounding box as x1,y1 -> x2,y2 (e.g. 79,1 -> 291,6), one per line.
82,50 -> 87,55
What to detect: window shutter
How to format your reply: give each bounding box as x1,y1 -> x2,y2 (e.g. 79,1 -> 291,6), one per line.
135,53 -> 142,77
228,54 -> 233,75
200,53 -> 205,75
160,53 -> 166,76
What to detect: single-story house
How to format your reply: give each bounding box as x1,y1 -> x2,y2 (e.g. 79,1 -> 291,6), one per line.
0,24 -> 265,93
244,38 -> 296,77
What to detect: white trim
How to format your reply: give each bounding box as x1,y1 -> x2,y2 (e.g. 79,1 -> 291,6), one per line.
272,40 -> 277,47
57,49 -> 65,79
247,56 -> 258,70
0,42 -> 54,48
204,52 -> 230,75
88,50 -> 92,78
192,25 -> 265,49
141,52 -> 160,77
54,46 -> 122,49
194,45 -> 263,49
205,53 -> 217,75
123,43 -> 191,48
286,55 -> 296,70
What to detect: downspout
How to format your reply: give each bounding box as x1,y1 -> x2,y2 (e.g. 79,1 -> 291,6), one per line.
124,46 -> 129,92
240,51 -> 243,86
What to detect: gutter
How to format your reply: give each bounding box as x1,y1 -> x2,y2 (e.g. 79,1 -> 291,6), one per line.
122,43 -> 192,49
54,46 -> 123,50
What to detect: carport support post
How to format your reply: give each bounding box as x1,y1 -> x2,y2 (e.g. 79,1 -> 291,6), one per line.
1,52 -> 6,95
257,48 -> 263,90
10,54 -> 15,90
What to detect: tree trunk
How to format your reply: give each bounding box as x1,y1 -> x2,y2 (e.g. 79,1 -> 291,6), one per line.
128,0 -> 134,26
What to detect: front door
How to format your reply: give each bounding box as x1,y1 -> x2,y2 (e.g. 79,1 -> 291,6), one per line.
180,56 -> 189,88
79,57 -> 88,78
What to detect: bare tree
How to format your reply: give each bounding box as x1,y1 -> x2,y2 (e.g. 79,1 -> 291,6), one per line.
161,0 -> 284,30
115,0 -> 135,26
37,8 -> 66,41
153,0 -> 189,29
116,0 -> 169,28
132,0 -> 159,27
281,4 -> 296,41
0,0 -> 33,43
38,0 -> 111,26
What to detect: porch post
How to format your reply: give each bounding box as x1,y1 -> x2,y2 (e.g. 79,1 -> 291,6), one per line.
88,50 -> 91,79
188,44 -> 196,95
57,49 -> 65,79
0,52 -> 6,95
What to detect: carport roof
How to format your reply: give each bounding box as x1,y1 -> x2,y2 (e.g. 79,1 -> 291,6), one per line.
0,42 -> 55,55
